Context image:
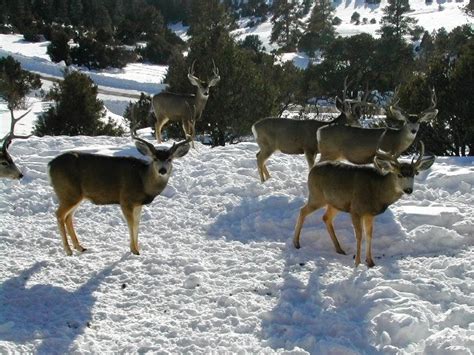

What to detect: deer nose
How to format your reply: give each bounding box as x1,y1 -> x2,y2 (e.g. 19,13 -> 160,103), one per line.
18,173 -> 24,179
404,188 -> 413,194
411,130 -> 417,134
159,168 -> 167,175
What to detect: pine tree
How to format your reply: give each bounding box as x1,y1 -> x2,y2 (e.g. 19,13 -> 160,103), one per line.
379,0 -> 417,40
270,0 -> 304,52
34,70 -> 123,136
299,0 -> 336,54
0,56 -> 41,119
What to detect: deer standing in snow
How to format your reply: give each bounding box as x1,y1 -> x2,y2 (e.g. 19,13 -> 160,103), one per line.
48,137 -> 190,255
293,141 -> 435,267
252,78 -> 370,182
151,60 -> 220,148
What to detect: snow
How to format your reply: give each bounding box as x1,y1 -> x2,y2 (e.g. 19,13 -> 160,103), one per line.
0,135 -> 473,353
1,8 -> 474,353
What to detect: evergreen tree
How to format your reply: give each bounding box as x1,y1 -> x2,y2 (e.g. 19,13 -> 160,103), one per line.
299,0 -> 336,54
0,56 -> 41,116
379,0 -> 417,40
34,70 -> 123,136
167,0 -> 282,146
47,29 -> 72,65
270,0 -> 304,52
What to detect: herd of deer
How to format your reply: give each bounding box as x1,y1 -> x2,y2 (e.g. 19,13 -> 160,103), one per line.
0,62 -> 437,267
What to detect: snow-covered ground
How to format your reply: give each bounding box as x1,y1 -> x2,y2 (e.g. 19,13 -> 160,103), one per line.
0,135 -> 473,353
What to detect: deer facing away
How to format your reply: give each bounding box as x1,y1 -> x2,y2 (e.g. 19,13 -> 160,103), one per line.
293,141 -> 435,267
317,88 -> 438,164
48,138 -> 190,255
151,61 -> 220,148
252,95 -> 363,183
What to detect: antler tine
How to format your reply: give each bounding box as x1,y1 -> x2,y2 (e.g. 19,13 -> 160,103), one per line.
413,141 -> 426,168
3,109 -> 33,149
212,59 -> 219,77
429,87 -> 437,109
188,59 -> 197,77
391,85 -> 401,109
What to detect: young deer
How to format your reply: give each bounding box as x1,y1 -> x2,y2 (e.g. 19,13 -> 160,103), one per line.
151,60 -> 220,148
317,88 -> 438,164
293,141 -> 435,267
0,110 -> 31,179
48,138 -> 190,256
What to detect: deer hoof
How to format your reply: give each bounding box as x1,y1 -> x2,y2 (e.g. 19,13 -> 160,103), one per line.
131,250 -> 140,255
336,249 -> 346,255
293,241 -> 301,249
366,259 -> 375,268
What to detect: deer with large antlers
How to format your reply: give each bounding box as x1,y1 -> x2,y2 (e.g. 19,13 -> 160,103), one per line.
317,88 -> 438,164
48,137 -> 190,255
293,141 -> 435,267
252,77 -> 369,183
0,110 -> 31,179
151,60 -> 220,148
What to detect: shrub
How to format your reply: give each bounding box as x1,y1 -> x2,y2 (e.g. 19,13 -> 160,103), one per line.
34,70 -> 123,136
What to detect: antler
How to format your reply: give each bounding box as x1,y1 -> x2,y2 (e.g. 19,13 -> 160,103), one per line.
187,59 -> 199,82
2,109 -> 32,150
421,87 -> 437,113
208,59 -> 221,87
412,141 -> 426,169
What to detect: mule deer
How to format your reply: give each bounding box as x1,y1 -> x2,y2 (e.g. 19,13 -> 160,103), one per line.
48,137 -> 190,255
293,141 -> 435,267
317,88 -> 438,164
1,110 -> 31,179
151,60 -> 220,148
252,79 -> 369,182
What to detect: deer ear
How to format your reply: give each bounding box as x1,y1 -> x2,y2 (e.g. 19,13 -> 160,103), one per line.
389,106 -> 407,122
135,139 -> 155,157
335,97 -> 344,111
374,157 -> 397,175
419,109 -> 438,122
416,155 -> 435,171
171,142 -> 190,159
188,74 -> 200,87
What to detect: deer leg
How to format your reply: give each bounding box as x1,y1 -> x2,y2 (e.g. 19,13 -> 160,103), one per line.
256,149 -> 272,182
304,151 -> 316,169
363,214 -> 375,267
190,120 -> 196,148
155,116 -> 168,143
182,121 -> 195,148
56,201 -> 79,256
132,205 -> 142,253
293,202 -> 321,249
322,205 -> 346,255
121,203 -> 140,255
65,208 -> 86,252
351,214 -> 363,267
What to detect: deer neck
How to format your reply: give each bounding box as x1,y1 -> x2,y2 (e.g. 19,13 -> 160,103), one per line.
382,126 -> 417,155
193,91 -> 209,116
379,173 -> 404,206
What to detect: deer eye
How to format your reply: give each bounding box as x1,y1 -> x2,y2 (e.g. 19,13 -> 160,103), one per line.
397,173 -> 403,178
1,162 -> 8,166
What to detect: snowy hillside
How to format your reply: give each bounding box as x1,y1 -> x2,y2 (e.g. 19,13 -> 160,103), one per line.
0,135 -> 473,353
